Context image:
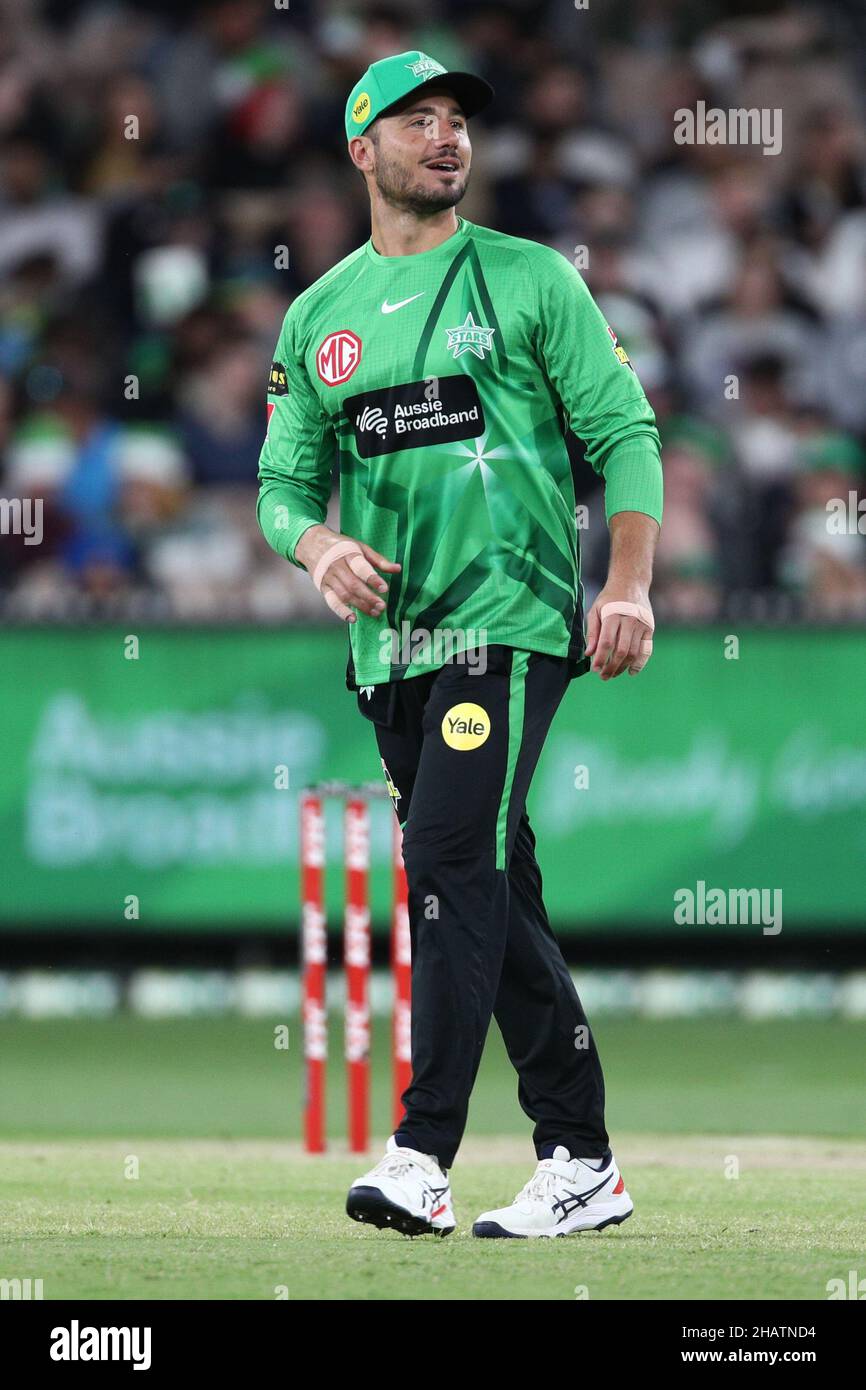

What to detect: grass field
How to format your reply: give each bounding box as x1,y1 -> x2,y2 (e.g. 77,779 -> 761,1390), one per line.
1,1017 -> 865,1300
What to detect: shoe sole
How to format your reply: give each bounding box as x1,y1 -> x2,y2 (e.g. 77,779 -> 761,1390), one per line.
347,1186 -> 454,1238
473,1203 -> 634,1239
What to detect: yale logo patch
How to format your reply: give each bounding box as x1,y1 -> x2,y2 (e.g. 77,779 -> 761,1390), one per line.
606,325 -> 634,371
441,703 -> 490,750
352,92 -> 371,124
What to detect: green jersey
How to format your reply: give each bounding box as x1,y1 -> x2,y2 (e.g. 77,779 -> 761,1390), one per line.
257,216 -> 662,687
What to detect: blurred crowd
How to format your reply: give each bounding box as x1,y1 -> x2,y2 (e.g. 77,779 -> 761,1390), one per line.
1,0 -> 866,622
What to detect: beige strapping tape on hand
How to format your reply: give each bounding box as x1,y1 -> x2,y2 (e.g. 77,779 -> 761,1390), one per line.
312,540 -> 376,592
599,600 -> 655,675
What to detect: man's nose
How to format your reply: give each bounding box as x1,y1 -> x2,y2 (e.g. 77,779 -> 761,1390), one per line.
428,119 -> 458,148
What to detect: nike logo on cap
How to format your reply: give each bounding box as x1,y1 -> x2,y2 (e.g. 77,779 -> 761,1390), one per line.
381,293 -> 425,314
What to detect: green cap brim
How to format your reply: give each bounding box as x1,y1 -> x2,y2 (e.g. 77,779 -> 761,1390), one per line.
372,70 -> 494,130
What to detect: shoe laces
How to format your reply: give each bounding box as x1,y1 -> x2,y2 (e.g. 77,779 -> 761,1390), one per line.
371,1151 -> 425,1181
515,1162 -> 561,1205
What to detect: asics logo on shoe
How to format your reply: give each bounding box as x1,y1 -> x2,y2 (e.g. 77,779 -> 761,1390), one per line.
381,293 -> 425,314
420,1183 -> 450,1211
551,1175 -> 614,1220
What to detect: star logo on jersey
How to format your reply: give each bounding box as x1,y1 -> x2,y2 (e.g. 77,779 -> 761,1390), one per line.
445,312 -> 496,361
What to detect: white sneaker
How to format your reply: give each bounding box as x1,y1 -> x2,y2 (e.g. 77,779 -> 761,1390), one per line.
346,1136 -> 456,1237
473,1146 -> 633,1238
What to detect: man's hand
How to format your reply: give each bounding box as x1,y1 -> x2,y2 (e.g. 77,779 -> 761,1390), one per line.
294,523 -> 401,623
585,587 -> 654,679
585,512 -> 659,680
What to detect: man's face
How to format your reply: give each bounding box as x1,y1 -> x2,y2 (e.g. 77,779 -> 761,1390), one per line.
364,90 -> 471,214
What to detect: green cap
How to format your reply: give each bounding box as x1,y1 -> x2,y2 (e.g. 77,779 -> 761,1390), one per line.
345,49 -> 494,141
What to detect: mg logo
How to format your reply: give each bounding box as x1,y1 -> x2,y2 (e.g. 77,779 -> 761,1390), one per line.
316,330 -> 362,386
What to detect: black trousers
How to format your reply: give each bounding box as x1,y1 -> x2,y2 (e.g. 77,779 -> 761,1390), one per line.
356,646 -> 609,1170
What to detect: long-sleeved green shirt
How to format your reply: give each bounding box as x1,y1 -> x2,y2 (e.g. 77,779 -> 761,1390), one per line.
258,216 -> 662,685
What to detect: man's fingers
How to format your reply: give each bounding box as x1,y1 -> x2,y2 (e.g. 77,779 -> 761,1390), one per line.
606,622 -> 647,681
325,561 -> 387,618
593,616 -> 649,679
609,632 -> 635,679
359,541 -> 401,575
346,552 -> 380,586
624,618 -> 644,673
349,550 -> 388,595
603,618 -> 636,680
323,587 -> 355,622
594,600 -> 655,678
585,603 -> 601,656
309,535 -> 400,622
342,562 -> 387,615
591,614 -> 619,675
628,633 -> 654,675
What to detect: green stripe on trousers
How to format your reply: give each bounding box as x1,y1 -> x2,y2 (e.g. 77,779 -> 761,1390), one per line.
495,651 -> 529,871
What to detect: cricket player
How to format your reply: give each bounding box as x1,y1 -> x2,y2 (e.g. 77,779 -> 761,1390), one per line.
258,52 -> 662,1238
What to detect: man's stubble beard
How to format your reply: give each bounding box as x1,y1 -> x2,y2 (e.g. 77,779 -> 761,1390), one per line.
372,149 -> 469,216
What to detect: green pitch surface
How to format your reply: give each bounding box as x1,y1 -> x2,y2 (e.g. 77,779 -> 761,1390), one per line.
1,1017 -> 864,1300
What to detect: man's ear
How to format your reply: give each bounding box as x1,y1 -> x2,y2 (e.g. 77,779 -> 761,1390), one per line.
348,134 -> 376,175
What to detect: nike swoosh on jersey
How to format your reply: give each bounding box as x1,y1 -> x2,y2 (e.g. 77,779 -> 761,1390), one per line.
381,293 -> 426,314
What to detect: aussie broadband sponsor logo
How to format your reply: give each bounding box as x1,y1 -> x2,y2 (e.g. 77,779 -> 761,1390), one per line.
345,376 -> 483,458
50,1320 -> 152,1370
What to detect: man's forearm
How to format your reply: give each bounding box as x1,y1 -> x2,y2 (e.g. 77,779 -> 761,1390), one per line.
606,511 -> 659,593
294,522 -> 340,572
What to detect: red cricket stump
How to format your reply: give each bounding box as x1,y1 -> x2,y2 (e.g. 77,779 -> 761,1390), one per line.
391,817 -> 412,1130
300,790 -> 327,1154
344,794 -> 371,1153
